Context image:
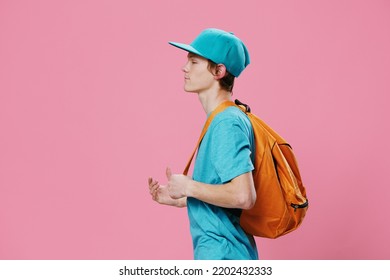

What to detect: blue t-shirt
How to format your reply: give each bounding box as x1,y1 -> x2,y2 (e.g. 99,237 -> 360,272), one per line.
187,106 -> 258,260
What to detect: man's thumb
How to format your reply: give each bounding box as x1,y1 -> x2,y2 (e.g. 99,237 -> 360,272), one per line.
166,167 -> 172,180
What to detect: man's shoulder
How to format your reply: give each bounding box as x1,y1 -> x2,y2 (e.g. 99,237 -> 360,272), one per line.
212,106 -> 251,128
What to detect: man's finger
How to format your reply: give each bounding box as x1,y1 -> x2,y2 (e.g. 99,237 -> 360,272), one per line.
166,167 -> 172,180
149,181 -> 159,192
150,183 -> 159,194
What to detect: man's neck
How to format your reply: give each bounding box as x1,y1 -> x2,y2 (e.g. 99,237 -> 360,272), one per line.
198,88 -> 232,115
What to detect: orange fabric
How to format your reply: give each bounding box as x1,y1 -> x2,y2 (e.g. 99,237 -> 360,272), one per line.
184,100 -> 308,238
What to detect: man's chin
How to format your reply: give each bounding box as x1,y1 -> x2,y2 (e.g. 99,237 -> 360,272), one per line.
183,86 -> 197,93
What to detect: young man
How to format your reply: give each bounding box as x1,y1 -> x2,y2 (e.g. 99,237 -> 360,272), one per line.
148,28 -> 258,260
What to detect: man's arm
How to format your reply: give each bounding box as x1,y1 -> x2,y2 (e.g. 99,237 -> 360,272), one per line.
166,168 -> 256,210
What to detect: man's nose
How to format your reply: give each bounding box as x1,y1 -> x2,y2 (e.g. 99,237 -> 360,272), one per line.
182,61 -> 189,72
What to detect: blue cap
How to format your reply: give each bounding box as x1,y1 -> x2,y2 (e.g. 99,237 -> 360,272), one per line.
169,28 -> 250,77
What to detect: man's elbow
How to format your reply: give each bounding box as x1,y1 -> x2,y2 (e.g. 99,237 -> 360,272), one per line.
237,191 -> 256,210
230,173 -> 256,209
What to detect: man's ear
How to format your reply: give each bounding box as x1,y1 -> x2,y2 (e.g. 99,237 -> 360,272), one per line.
214,64 -> 227,80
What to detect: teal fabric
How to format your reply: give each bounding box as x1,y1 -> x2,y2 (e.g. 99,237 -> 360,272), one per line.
187,106 -> 258,260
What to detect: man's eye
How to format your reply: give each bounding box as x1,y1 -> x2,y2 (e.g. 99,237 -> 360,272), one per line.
192,60 -> 197,64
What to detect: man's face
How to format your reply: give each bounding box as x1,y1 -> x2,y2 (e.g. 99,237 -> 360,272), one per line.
182,53 -> 215,93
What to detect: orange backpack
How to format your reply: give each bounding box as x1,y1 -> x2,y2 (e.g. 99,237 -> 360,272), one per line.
184,99 -> 308,238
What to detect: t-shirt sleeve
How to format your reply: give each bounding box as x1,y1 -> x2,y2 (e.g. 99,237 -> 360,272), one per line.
209,118 -> 254,183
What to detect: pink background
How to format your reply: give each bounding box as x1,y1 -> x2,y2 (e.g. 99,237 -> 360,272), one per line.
1,0 -> 389,259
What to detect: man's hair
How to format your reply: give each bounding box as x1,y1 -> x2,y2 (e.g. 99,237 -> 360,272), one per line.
207,60 -> 235,92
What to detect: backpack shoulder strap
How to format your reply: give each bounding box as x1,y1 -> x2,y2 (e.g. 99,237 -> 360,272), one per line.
183,100 -> 235,175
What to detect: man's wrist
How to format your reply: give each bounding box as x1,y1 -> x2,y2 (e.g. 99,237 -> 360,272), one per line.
185,179 -> 196,198
176,197 -> 187,208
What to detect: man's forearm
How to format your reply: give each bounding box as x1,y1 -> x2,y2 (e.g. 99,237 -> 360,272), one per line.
186,172 -> 256,209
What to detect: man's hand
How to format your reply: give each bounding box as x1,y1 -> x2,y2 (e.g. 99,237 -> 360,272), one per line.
166,167 -> 192,199
148,171 -> 187,208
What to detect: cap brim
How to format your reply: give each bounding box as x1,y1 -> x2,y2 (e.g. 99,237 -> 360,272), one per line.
168,41 -> 204,57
